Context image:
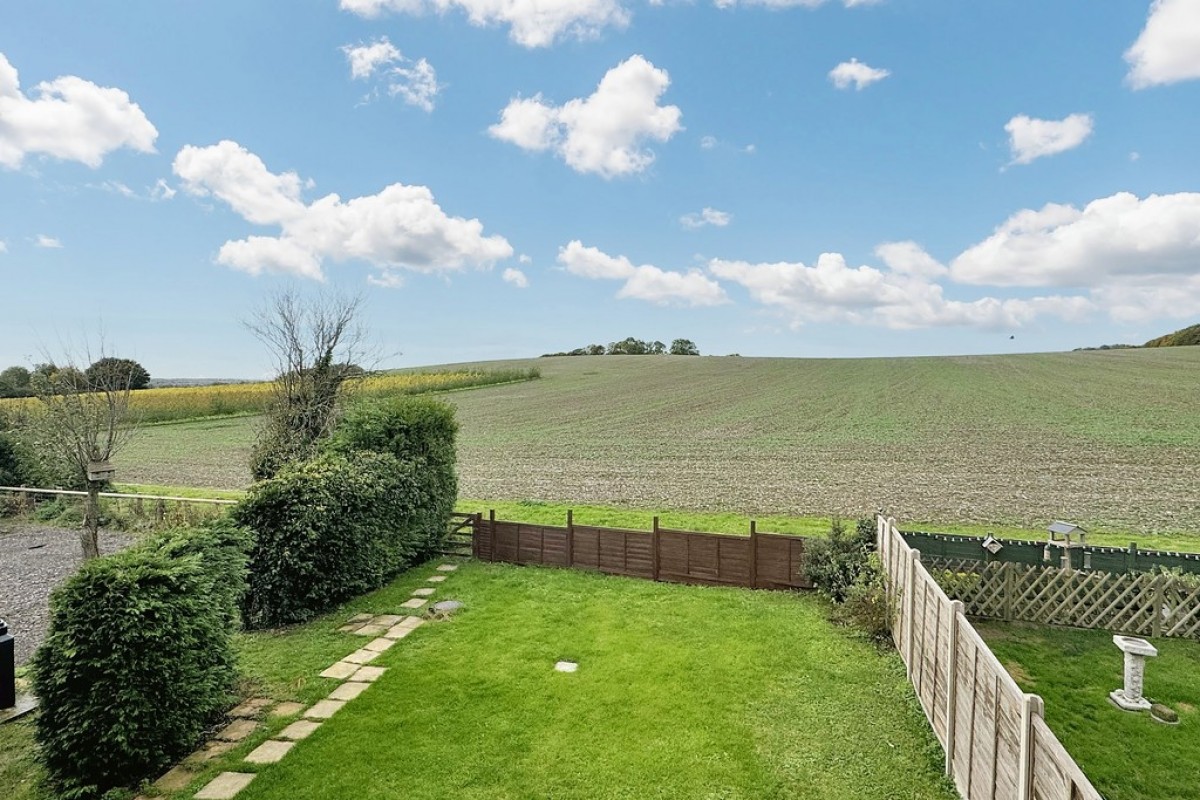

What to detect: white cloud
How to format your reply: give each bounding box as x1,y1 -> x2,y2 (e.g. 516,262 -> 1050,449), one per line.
343,37 -> 402,80
680,207 -> 732,229
150,178 -> 176,201
503,267 -> 529,287
1125,0 -> 1200,89
0,53 -> 157,169
558,240 -> 728,306
340,0 -> 630,49
35,234 -> 63,248
173,140 -> 513,281
1004,113 -> 1093,165
367,270 -> 406,288
828,58 -> 890,91
710,253 -> 1089,330
518,253 -> 532,264
389,59 -> 440,112
874,241 -> 947,279
0,240 -> 7,253
700,135 -> 717,149
716,0 -> 882,8
490,55 -> 682,178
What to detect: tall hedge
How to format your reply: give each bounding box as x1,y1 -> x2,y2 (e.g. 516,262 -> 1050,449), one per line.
235,450 -> 426,627
31,522 -> 250,799
325,396 -> 458,555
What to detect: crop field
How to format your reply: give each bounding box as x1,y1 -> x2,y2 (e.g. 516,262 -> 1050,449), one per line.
116,348 -> 1200,536
0,368 -> 537,424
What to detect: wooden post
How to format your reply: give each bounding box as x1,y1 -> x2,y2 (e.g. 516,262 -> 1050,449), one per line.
1018,693 -> 1044,800
1004,562 -> 1015,622
567,509 -> 575,568
651,516 -> 660,581
905,549 -> 921,676
749,520 -> 758,589
489,509 -> 497,562
1128,541 -> 1138,574
944,599 -> 964,777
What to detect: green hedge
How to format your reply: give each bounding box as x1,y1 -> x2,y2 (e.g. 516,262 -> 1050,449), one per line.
326,396 -> 458,556
31,522 -> 250,799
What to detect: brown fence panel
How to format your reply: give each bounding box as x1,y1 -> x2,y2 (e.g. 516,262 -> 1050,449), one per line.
755,533 -> 811,589
657,529 -> 752,586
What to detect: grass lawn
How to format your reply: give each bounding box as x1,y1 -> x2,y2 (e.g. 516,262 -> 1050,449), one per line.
977,621 -> 1200,800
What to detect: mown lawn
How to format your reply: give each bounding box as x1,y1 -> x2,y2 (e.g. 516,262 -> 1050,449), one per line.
978,621 -> 1200,800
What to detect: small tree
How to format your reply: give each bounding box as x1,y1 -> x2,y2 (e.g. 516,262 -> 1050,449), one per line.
28,349 -> 139,559
0,365 -> 31,397
86,357 -> 151,390
247,288 -> 370,480
670,338 -> 700,355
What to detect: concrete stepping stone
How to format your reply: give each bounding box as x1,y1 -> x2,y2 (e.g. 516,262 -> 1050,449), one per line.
229,698 -> 273,718
427,575 -> 447,583
411,587 -> 436,597
195,772 -> 255,799
153,765 -> 195,792
304,699 -> 346,720
215,719 -> 258,742
328,681 -> 370,702
350,666 -> 386,682
338,623 -> 363,633
397,616 -> 425,629
270,701 -> 306,717
354,624 -> 388,637
320,661 -> 360,680
186,740 -> 236,764
279,719 -> 321,740
384,625 -> 414,640
344,648 -> 381,665
348,613 -> 374,623
374,614 -> 404,626
245,739 -> 295,765
401,598 -> 428,609
364,637 -> 395,653
436,564 -> 459,571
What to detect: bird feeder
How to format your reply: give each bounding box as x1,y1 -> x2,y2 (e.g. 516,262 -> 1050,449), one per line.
1044,521 -> 1087,572
87,460 -> 115,482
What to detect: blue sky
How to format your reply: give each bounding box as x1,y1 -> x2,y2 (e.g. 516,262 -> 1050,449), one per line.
2,0 -> 1199,377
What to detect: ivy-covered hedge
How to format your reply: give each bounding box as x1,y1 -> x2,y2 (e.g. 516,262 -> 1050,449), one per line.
31,522 -> 250,799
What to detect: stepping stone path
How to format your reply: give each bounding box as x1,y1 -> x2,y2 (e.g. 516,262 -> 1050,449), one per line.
187,565 -> 463,798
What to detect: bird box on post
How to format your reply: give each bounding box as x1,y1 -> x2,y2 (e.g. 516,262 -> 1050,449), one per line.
87,460 -> 115,482
1044,521 -> 1087,572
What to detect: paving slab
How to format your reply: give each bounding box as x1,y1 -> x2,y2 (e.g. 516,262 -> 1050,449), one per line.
304,699 -> 346,719
411,587 -> 436,597
278,719 -> 322,740
229,698 -> 273,718
215,719 -> 258,742
397,616 -> 425,629
427,575 -> 447,583
186,739 -> 236,764
349,666 -> 386,682
348,612 -> 374,623
373,614 -> 404,626
436,564 -> 459,571
338,624 -> 363,633
320,660 -> 360,680
270,701 -> 306,717
384,625 -> 414,640
364,637 -> 395,653
401,598 -> 428,609
153,765 -> 195,792
328,681 -> 370,702
245,740 -> 295,764
195,772 -> 256,800
343,648 -> 381,665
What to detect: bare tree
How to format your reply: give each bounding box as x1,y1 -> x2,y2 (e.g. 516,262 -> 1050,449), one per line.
246,288 -> 372,479
27,349 -> 141,559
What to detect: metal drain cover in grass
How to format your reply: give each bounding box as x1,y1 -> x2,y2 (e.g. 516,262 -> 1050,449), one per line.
555,661 -> 578,673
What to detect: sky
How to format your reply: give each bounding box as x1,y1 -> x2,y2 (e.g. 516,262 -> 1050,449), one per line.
1,0 -> 1199,377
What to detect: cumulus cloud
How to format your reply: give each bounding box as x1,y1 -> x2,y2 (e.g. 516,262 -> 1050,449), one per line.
0,240 -> 7,253
680,207 -> 732,229
874,241 -> 947,279
35,234 -> 63,249
0,52 -> 157,169
828,58 -> 890,91
700,135 -> 717,149
711,253 -> 1089,330
340,0 -> 630,49
716,0 -> 882,8
558,240 -> 727,306
502,267 -> 529,287
1004,113 -> 1093,165
342,37 -> 402,79
489,55 -> 682,178
342,37 -> 441,111
150,178 -> 176,201
388,59 -> 440,111
1125,0 -> 1200,89
173,140 -> 513,281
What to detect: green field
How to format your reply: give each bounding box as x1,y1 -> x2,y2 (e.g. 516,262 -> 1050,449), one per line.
118,348 -> 1200,536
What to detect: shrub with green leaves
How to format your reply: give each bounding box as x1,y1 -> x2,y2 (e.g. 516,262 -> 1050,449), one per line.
31,522 -> 250,799
834,553 -> 893,640
235,450 -> 428,627
806,517 -> 876,603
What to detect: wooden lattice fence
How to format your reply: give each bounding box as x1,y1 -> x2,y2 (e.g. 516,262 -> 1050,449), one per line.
926,557 -> 1200,640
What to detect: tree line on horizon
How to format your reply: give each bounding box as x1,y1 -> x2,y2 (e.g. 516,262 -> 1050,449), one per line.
0,358 -> 151,398
543,337 -> 700,357
1075,322 -> 1200,352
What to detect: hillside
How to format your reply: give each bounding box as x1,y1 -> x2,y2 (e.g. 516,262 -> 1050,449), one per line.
119,347 -> 1200,535
1145,323 -> 1200,348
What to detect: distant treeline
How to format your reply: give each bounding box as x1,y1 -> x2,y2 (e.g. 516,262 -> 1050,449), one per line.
543,337 -> 700,357
1076,322 -> 1200,352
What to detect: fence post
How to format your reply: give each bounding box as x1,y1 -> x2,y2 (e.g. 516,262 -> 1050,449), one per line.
905,549 -> 921,676
1152,575 -> 1166,638
567,509 -> 575,568
944,599 -> 964,777
1018,693 -> 1044,800
489,509 -> 497,562
749,520 -> 758,589
1004,562 -> 1015,622
652,516 -> 660,581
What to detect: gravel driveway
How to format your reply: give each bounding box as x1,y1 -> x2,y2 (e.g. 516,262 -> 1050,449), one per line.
0,523 -> 134,666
